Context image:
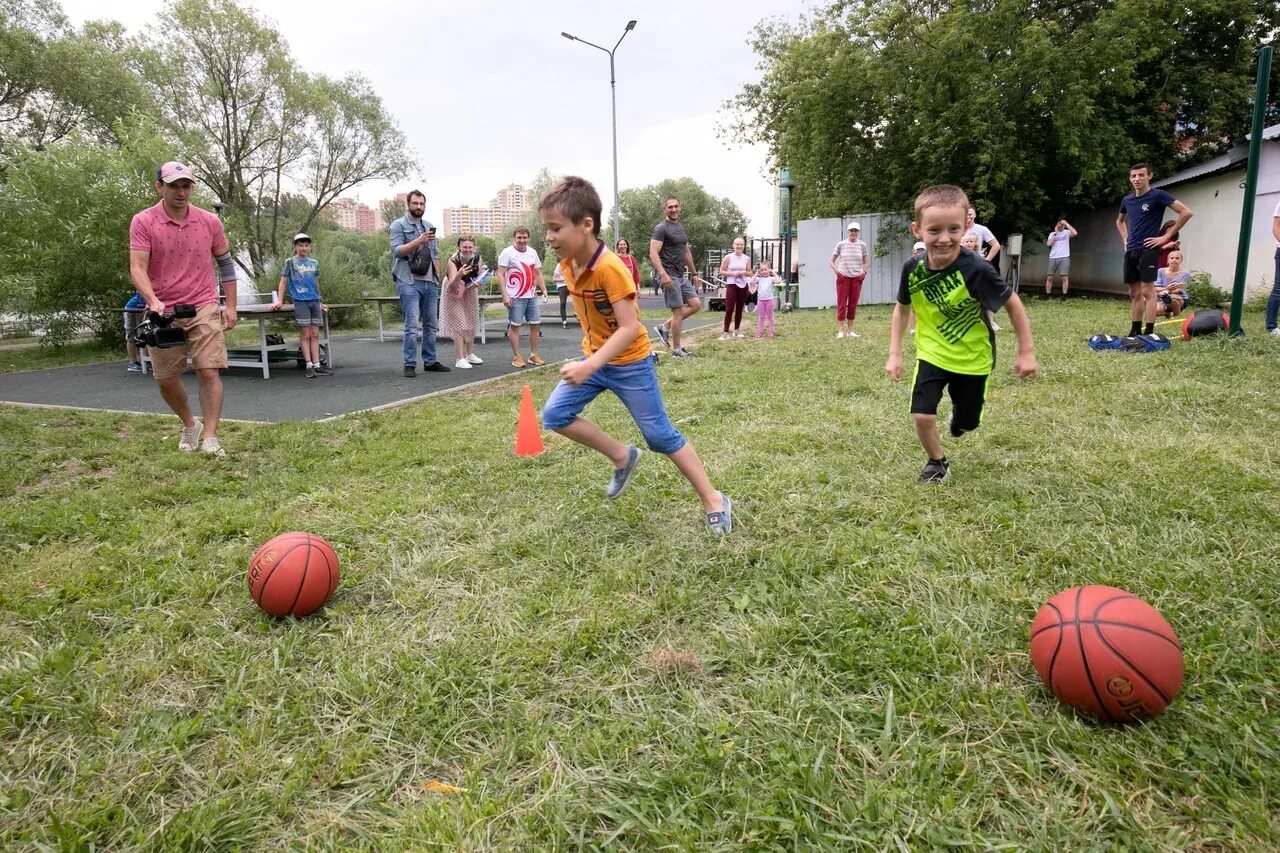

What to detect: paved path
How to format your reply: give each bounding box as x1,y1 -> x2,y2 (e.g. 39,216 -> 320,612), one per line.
0,313 -> 720,423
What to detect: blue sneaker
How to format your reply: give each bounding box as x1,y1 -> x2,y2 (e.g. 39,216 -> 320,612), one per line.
126,362 -> 143,373
606,446 -> 642,500
706,493 -> 733,536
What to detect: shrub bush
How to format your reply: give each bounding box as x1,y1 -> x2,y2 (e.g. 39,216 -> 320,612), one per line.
1185,271 -> 1227,308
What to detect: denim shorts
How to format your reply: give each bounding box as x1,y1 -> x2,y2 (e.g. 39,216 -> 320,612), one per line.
508,296 -> 541,326
542,354 -> 685,454
293,300 -> 323,327
662,274 -> 697,310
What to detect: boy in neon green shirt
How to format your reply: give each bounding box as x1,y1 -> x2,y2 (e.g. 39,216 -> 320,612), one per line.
885,185 -> 1038,482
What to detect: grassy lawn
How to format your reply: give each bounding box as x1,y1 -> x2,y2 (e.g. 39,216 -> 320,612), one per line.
1,298 -> 1277,849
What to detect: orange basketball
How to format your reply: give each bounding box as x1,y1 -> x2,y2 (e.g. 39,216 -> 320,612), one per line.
1030,585 -> 1183,724
247,532 -> 340,617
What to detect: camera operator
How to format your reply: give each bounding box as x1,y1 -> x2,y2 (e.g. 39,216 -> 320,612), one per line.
128,161 -> 239,457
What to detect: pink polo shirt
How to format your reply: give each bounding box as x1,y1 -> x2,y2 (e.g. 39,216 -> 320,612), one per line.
128,202 -> 228,308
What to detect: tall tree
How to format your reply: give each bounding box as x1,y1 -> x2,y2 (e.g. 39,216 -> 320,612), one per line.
726,0 -> 1279,236
0,0 -> 151,155
140,0 -> 416,278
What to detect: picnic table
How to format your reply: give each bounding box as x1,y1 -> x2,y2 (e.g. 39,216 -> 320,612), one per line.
363,293 -> 507,344
129,302 -> 355,379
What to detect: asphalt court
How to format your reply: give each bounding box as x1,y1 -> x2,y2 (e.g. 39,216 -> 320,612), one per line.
0,310 -> 719,423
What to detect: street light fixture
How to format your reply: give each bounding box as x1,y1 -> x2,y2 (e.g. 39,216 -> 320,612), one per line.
561,20 -> 637,242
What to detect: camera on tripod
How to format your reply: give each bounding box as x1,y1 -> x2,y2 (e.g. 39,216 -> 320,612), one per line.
132,304 -> 197,349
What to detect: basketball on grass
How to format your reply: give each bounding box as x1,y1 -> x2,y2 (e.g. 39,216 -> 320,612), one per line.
1030,585 -> 1183,724
247,532 -> 340,617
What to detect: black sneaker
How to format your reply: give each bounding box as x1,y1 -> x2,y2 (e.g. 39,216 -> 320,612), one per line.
919,458 -> 950,483
305,366 -> 317,379
315,364 -> 333,376
403,366 -> 416,378
423,361 -> 451,372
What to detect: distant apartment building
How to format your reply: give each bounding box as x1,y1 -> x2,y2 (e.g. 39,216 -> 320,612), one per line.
442,183 -> 530,238
326,197 -> 381,234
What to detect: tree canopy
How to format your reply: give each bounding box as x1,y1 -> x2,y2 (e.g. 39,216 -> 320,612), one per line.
725,0 -> 1280,235
618,178 -> 749,277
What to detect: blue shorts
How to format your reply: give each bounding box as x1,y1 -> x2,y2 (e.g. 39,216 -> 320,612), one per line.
293,300 -> 323,327
542,354 -> 686,454
508,296 -> 541,326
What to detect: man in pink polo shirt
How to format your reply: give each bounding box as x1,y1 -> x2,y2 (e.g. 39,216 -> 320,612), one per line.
129,161 -> 239,456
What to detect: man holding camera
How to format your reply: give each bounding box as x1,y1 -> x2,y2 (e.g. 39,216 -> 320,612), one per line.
389,189 -> 450,377
128,161 -> 239,457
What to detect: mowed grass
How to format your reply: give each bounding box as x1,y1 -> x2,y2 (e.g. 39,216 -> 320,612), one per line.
1,298 -> 1277,850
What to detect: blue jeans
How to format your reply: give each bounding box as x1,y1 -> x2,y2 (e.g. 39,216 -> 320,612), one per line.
542,354 -> 686,454
1266,248 -> 1280,331
397,280 -> 439,366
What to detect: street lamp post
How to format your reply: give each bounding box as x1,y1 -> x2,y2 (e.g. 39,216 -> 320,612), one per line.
561,20 -> 636,242
780,178 -> 797,307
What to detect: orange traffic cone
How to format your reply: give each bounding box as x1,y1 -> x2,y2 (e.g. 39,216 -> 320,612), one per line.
514,384 -> 545,456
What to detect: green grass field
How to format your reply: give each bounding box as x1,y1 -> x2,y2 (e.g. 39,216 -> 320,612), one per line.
1,299 -> 1277,849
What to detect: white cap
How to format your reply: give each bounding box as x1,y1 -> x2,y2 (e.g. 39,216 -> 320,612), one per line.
292,233 -> 311,243
847,222 -> 861,232
913,241 -> 925,252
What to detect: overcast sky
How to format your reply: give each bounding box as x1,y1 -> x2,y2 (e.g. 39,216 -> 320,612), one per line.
58,0 -> 814,237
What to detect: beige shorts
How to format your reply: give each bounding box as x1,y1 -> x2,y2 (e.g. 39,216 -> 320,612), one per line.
149,303 -> 228,380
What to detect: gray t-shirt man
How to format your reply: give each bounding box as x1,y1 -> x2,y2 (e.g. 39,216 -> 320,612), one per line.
652,219 -> 690,278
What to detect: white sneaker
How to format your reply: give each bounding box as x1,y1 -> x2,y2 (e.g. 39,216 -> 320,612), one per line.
991,321 -> 1001,331
733,332 -> 746,339
178,420 -> 202,452
466,353 -> 483,364
455,358 -> 473,369
200,436 -> 226,457
1270,328 -> 1280,338
836,331 -> 845,339
847,331 -> 861,338
719,333 -> 732,341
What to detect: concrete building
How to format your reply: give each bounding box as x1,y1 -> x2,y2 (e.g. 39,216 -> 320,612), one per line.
442,183 -> 530,239
1019,124 -> 1280,297
327,197 -> 381,234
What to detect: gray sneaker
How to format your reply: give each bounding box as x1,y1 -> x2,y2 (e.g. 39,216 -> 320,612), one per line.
305,366 -> 317,378
671,347 -> 691,357
653,323 -> 671,348
178,420 -> 203,452
706,493 -> 733,536
606,446 -> 642,500
315,364 -> 333,376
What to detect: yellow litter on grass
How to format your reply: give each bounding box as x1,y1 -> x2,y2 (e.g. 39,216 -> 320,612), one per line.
424,780 -> 466,794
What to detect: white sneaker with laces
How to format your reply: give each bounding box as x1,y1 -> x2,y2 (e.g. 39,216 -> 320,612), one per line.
200,436 -> 226,457
847,331 -> 861,338
178,420 -> 203,452
455,358 -> 472,369
836,331 -> 845,339
466,352 -> 483,364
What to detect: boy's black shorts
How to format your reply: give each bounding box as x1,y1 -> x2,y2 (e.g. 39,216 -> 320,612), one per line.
910,360 -> 989,435
1123,248 -> 1161,284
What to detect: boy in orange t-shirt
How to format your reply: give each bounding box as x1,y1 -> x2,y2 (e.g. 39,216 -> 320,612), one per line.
538,176 -> 732,535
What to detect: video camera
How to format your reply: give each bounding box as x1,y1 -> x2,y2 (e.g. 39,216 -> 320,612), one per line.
131,304 -> 197,349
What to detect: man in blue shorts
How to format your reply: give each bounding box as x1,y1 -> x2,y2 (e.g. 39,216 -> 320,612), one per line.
1116,164 -> 1192,337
